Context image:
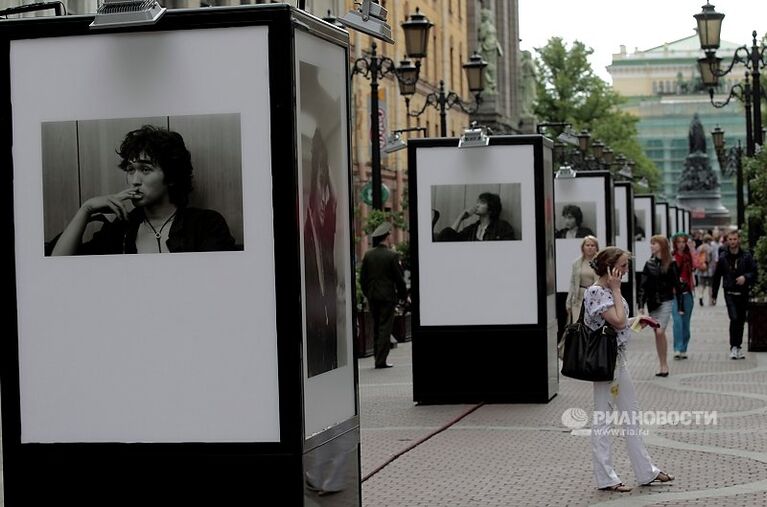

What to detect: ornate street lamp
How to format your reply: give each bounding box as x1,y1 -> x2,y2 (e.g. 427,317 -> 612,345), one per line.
576,129 -> 592,154
401,51 -> 488,137
711,125 -> 745,229
351,8 -> 433,210
694,1 -> 724,52
694,1 -> 766,155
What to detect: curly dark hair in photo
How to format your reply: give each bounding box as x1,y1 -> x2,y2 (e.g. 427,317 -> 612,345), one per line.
477,192 -> 502,220
590,246 -> 633,276
117,125 -> 194,207
562,204 -> 584,226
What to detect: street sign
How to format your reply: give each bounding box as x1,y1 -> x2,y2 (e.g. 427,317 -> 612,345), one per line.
360,181 -> 390,206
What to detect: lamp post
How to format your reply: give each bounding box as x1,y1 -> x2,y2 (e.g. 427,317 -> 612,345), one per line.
398,51 -> 488,137
536,124 -> 631,176
711,126 -> 745,229
694,1 -> 766,156
351,8 -> 432,210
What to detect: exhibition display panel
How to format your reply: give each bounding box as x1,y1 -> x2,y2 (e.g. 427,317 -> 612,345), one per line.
0,6 -> 359,506
408,136 -> 557,403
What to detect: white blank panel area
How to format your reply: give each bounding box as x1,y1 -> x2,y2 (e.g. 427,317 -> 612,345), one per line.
11,27 -> 279,443
417,145 -> 537,326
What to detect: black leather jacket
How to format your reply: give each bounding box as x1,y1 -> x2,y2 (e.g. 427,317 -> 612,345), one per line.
638,257 -> 684,312
712,248 -> 757,298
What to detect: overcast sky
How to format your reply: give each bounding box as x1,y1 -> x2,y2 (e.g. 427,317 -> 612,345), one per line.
518,0 -> 767,83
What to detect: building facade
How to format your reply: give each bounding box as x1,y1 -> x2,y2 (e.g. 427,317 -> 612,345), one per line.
608,34 -> 747,226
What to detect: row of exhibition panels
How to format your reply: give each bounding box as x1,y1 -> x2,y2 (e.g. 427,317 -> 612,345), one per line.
0,6 -> 694,505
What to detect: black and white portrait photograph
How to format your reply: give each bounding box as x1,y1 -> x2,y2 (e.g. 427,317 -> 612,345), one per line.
299,59 -> 349,379
613,183 -> 633,282
633,195 -> 655,273
655,202 -> 669,237
554,174 -> 610,293
42,115 -> 244,256
295,30 -> 355,439
634,210 -> 647,241
555,202 -> 596,239
431,183 -> 522,242
669,206 -> 678,235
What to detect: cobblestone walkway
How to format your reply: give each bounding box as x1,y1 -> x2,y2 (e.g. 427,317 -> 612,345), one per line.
360,300 -> 767,506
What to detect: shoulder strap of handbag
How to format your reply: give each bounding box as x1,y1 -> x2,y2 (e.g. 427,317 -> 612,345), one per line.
577,297 -> 586,324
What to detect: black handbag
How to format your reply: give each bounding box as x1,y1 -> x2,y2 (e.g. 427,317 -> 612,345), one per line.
560,303 -> 618,382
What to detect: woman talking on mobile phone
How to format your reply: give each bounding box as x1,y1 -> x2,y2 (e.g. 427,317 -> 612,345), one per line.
584,247 -> 674,492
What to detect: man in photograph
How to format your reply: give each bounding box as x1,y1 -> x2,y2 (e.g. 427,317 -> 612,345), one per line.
555,204 -> 594,239
360,222 -> 407,369
304,128 -> 339,377
438,192 -> 516,241
634,213 -> 646,241
50,125 -> 237,255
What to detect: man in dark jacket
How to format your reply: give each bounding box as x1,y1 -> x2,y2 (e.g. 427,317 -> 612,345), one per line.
360,222 -> 407,368
50,125 -> 237,255
712,230 -> 758,359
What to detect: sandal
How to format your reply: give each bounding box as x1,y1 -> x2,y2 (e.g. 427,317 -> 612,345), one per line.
599,483 -> 632,492
642,471 -> 674,486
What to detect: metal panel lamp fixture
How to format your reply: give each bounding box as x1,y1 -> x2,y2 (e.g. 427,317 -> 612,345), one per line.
382,132 -> 407,154
382,127 -> 427,155
339,0 -> 394,44
90,0 -> 166,29
458,122 -> 490,149
555,165 -> 577,179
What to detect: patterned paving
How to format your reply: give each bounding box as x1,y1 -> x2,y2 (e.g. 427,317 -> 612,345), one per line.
360,300 -> 767,506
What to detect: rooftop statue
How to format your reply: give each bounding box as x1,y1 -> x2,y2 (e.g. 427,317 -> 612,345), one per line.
478,6 -> 501,95
688,112 -> 707,154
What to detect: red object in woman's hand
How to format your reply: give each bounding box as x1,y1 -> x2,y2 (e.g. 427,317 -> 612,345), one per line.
638,315 -> 661,328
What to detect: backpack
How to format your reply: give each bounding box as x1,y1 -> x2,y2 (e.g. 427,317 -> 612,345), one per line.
697,248 -> 708,272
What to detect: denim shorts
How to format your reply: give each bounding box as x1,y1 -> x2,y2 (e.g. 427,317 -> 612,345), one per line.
649,300 -> 673,330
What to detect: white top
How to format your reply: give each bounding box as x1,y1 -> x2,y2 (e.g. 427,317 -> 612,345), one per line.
583,285 -> 630,348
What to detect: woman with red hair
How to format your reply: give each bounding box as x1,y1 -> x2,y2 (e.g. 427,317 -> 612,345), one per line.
670,232 -> 699,359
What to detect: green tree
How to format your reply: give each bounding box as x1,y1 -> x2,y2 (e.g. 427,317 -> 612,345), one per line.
533,37 -> 661,191
744,149 -> 767,299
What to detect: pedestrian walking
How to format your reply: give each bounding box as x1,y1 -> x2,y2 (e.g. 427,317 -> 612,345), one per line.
695,234 -> 713,306
565,235 -> 600,325
360,222 -> 407,369
671,232 -> 698,359
584,247 -> 675,491
637,235 -> 684,377
712,230 -> 758,359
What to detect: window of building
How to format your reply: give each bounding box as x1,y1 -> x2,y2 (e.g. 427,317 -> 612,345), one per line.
449,38 -> 455,91
460,45 -> 464,96
432,32 -> 438,81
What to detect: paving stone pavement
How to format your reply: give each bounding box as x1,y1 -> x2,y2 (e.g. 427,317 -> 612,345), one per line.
360,298 -> 767,506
